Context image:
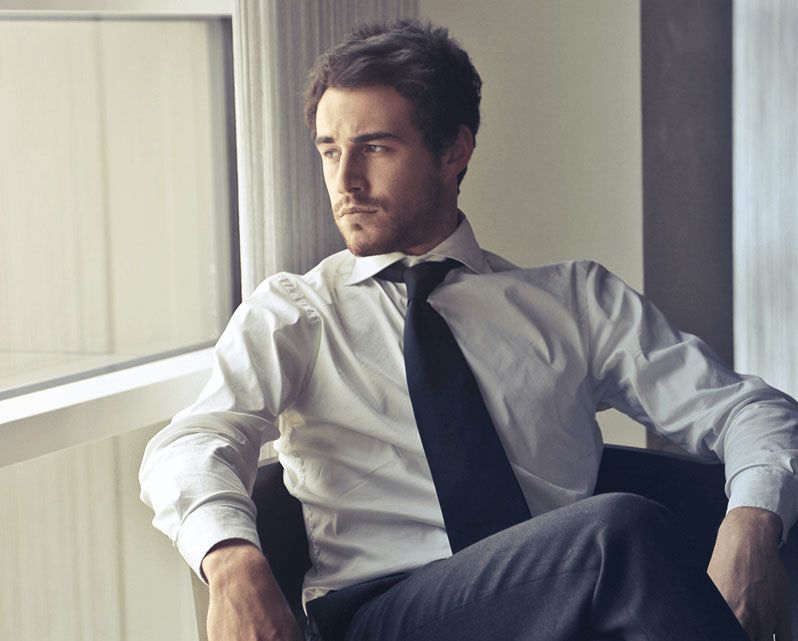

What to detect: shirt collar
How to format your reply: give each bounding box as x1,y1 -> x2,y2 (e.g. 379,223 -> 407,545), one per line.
345,214 -> 491,286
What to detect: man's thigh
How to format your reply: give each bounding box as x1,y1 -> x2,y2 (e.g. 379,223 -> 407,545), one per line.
344,493 -> 746,641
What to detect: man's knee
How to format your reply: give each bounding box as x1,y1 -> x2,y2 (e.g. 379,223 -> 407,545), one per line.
588,491 -> 670,521
486,493 -> 680,563
585,492 -> 688,551
503,492 -> 675,546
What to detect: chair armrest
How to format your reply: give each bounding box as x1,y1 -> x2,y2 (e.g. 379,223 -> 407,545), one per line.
595,444 -> 727,563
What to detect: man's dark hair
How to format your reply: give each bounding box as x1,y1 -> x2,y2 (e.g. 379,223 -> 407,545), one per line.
304,18 -> 482,185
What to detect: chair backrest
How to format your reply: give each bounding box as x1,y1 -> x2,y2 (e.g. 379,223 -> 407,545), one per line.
251,460 -> 311,624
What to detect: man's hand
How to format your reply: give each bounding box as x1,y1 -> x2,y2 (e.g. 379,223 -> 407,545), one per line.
202,539 -> 303,641
707,507 -> 792,641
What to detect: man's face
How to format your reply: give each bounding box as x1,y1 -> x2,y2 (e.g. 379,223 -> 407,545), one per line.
314,85 -> 456,256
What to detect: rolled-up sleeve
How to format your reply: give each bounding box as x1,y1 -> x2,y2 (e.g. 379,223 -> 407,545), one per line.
139,274 -> 320,578
580,260 -> 798,541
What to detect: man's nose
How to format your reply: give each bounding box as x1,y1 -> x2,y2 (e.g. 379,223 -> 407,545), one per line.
335,152 -> 366,194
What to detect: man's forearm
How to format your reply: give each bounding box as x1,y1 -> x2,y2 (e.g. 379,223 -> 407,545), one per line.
708,507 -> 792,641
202,540 -> 303,641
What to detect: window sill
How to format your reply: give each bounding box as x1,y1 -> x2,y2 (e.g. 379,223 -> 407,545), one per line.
0,348 -> 213,468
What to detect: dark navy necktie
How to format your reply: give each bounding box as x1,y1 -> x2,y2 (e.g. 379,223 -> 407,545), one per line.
380,259 -> 531,552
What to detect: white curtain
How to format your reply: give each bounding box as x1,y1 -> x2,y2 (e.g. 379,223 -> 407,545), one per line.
233,0 -> 419,296
733,0 -> 798,398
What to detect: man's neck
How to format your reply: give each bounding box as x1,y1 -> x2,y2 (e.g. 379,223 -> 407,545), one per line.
401,210 -> 463,256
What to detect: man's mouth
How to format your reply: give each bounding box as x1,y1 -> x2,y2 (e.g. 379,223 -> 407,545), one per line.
339,208 -> 378,217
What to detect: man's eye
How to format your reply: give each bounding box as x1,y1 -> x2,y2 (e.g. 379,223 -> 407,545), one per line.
322,149 -> 340,160
365,144 -> 386,153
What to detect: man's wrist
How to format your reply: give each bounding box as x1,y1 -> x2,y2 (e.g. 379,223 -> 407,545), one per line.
201,539 -> 267,585
722,506 -> 783,547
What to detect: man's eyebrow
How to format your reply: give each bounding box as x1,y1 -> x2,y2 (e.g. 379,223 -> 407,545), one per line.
314,131 -> 402,146
351,132 -> 402,144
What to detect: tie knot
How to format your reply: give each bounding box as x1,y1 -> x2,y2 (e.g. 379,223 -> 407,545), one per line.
404,259 -> 461,302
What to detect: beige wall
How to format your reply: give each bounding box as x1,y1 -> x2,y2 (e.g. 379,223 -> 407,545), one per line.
0,423 -> 200,641
419,0 -> 645,445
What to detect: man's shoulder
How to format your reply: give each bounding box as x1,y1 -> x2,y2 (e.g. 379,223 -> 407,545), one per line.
484,252 -> 604,283
298,248 -> 355,289
248,249 -> 354,305
476,256 -> 631,309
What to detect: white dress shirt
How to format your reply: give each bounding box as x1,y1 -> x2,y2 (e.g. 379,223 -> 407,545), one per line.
139,216 -> 798,607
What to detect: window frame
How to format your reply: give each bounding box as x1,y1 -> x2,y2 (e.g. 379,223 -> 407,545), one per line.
0,0 -> 242,466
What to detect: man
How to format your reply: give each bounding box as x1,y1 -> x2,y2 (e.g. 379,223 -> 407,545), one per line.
140,19 -> 796,641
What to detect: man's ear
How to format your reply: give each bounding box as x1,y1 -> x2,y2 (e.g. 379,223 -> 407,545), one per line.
441,125 -> 475,180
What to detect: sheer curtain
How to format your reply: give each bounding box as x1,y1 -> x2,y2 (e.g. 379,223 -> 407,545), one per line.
233,0 -> 419,296
733,0 -> 798,399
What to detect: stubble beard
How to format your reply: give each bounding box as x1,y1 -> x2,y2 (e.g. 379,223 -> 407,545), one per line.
342,217 -> 415,257
337,179 -> 448,257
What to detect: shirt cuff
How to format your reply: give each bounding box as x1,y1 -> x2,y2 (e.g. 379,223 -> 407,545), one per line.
727,466 -> 798,544
176,504 -> 263,583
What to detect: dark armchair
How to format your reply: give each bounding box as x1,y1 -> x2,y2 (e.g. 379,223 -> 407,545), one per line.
192,445 -> 798,639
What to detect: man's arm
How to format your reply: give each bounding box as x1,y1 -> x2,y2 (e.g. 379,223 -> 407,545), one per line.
708,507 -> 792,641
202,540 -> 303,641
579,261 -> 798,634
139,276 -> 319,635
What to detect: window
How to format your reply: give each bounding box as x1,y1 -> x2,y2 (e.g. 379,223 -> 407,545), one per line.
0,15 -> 239,399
